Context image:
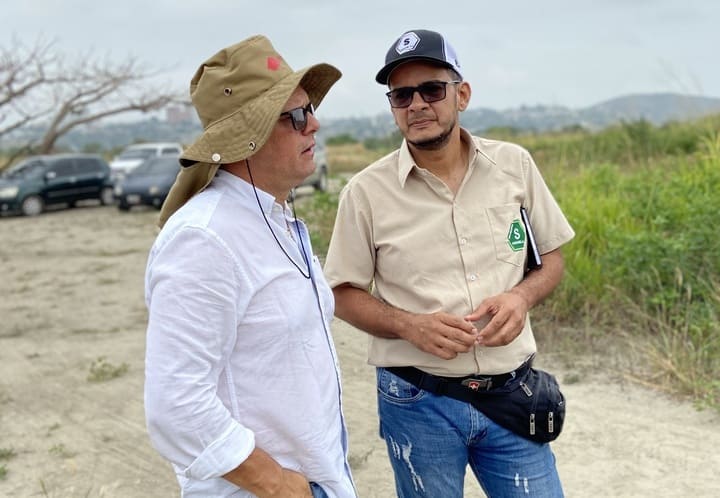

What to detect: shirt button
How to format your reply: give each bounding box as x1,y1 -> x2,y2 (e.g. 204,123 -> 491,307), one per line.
460,237 -> 467,245
468,274 -> 477,281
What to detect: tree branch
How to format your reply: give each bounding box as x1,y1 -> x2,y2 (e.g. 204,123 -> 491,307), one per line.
1,37 -> 183,153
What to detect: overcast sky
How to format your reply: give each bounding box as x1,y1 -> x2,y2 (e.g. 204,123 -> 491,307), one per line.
4,0 -> 719,120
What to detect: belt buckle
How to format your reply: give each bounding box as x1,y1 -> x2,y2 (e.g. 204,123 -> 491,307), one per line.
461,377 -> 492,391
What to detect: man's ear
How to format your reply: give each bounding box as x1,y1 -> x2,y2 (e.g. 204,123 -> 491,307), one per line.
457,81 -> 471,112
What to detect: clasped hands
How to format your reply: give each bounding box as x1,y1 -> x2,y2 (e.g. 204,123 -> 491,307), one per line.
403,291 -> 529,360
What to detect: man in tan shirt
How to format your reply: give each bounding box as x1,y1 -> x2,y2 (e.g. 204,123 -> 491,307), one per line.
324,29 -> 574,497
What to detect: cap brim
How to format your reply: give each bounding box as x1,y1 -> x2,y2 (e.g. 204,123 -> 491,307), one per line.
375,56 -> 455,84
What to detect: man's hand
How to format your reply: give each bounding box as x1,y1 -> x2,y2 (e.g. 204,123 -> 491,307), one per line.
222,448 -> 312,498
271,469 -> 313,498
465,291 -> 529,347
464,249 -> 566,347
401,312 -> 478,359
333,284 -> 478,359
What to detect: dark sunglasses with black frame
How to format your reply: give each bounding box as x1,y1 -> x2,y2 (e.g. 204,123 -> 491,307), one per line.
386,80 -> 462,108
280,102 -> 315,131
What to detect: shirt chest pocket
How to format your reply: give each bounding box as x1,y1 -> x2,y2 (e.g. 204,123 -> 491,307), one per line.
486,204 -> 526,267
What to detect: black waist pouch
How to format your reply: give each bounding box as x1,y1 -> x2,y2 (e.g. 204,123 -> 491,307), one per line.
469,367 -> 566,444
388,362 -> 566,444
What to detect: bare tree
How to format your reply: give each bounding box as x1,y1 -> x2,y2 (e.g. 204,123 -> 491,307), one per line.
1,37 -> 183,166
0,37 -> 60,162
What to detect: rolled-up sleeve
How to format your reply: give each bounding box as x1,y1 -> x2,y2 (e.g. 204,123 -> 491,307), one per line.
144,226 -> 255,479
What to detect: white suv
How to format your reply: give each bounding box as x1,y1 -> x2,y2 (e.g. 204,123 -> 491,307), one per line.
109,142 -> 183,180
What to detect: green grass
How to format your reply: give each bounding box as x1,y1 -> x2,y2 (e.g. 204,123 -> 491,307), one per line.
327,142 -> 388,174
48,443 -> 75,458
0,448 -> 15,460
0,448 -> 16,481
300,189 -> 341,261
87,356 -> 129,382
526,127 -> 720,408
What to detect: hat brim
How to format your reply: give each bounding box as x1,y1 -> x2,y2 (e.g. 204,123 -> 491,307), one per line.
158,63 -> 340,227
180,62 -> 340,166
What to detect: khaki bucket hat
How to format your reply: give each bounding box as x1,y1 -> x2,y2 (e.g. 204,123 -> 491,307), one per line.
158,35 -> 341,227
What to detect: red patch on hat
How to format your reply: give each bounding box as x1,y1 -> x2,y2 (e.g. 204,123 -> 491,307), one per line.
267,56 -> 281,71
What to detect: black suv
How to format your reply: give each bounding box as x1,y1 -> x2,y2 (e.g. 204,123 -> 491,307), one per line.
0,154 -> 115,216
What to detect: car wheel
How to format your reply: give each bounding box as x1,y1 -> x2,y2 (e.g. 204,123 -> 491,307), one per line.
21,195 -> 44,216
118,201 -> 131,212
314,167 -> 328,192
100,187 -> 115,206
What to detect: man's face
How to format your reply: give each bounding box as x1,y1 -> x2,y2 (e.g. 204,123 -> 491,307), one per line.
387,62 -> 470,150
250,86 -> 320,197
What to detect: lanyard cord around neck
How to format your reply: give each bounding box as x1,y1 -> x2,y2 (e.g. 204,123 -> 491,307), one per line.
246,159 -> 311,279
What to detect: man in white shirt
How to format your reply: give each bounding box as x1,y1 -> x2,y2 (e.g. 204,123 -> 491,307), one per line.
144,36 -> 356,498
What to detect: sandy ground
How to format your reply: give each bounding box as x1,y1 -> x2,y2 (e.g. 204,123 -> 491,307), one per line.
1,203 -> 719,498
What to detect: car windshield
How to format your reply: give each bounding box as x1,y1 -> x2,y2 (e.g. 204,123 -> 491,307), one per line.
118,148 -> 155,160
2,159 -> 45,179
131,158 -> 179,175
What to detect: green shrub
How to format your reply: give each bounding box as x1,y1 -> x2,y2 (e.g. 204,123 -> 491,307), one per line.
547,131 -> 720,407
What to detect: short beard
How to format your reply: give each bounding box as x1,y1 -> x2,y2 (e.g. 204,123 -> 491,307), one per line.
407,118 -> 457,151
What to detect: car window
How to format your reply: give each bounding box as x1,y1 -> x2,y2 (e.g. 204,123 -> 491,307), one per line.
49,159 -> 77,177
131,160 -> 153,175
75,158 -> 105,174
161,147 -> 181,155
134,158 -> 179,175
2,159 -> 45,179
119,148 -> 155,160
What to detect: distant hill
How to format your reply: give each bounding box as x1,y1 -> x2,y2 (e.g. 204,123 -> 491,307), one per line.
323,93 -> 720,140
579,93 -> 720,128
3,93 -> 719,151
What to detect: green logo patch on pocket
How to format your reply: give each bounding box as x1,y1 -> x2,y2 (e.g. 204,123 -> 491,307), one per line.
507,219 -> 526,252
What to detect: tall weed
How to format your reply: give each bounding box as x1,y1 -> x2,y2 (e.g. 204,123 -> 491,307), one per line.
549,129 -> 720,407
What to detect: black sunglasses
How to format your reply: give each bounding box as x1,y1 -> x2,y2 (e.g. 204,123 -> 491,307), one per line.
280,102 -> 315,131
386,80 -> 461,108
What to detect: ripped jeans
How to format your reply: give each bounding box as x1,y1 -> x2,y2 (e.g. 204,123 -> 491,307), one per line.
376,367 -> 564,498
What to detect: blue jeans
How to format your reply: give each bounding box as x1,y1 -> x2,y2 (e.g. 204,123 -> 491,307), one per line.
376,367 -> 564,498
310,481 -> 329,498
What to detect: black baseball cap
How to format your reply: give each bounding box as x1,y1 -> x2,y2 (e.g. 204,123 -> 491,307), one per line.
376,29 -> 463,85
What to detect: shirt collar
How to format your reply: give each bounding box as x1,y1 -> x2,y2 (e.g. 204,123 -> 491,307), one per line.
214,169 -> 287,216
396,127 -> 482,187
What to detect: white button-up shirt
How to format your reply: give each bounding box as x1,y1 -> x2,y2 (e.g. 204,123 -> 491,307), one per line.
144,170 -> 355,497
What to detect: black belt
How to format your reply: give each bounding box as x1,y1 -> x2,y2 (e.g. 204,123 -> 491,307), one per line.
386,360 -> 531,401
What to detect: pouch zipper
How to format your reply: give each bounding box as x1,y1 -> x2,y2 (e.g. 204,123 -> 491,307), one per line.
520,380 -> 537,435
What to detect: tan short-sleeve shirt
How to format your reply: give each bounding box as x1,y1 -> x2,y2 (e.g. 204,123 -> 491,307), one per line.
324,129 -> 575,376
